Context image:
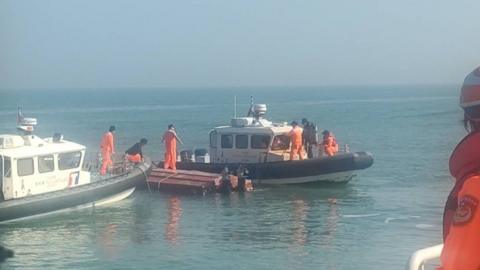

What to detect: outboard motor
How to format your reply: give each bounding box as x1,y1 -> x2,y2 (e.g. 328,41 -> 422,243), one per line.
218,167 -> 232,194
194,148 -> 210,163
236,166 -> 249,192
180,150 -> 194,162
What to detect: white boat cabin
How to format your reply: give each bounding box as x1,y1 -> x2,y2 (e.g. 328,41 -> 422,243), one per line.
0,133 -> 90,201
208,104 -> 303,164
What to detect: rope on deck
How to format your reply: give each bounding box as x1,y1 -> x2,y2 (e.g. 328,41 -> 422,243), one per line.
155,172 -> 179,191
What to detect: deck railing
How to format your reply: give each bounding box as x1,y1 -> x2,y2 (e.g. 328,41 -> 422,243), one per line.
406,244 -> 443,270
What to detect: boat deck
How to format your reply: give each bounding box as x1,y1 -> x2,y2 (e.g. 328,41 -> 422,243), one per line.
147,168 -> 222,195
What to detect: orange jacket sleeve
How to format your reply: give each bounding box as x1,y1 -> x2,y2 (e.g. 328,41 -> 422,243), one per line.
102,132 -> 114,153
109,133 -> 115,153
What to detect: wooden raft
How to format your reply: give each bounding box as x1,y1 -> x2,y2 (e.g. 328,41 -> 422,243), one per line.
147,168 -> 222,195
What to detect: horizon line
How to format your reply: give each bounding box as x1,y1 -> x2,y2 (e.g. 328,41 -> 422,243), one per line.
0,82 -> 461,92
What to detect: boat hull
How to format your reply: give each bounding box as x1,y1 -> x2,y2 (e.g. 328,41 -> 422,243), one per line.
173,152 -> 373,185
0,160 -> 151,223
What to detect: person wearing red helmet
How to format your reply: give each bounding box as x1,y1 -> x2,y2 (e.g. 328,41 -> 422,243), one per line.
439,67 -> 480,270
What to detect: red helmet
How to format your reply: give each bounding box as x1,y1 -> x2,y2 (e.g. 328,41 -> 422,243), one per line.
460,67 -> 480,108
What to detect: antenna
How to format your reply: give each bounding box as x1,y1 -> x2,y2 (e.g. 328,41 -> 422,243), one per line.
234,95 -> 237,118
17,107 -> 23,124
247,96 -> 254,117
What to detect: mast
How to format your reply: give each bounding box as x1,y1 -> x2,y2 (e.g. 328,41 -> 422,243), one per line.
234,95 -> 237,118
247,96 -> 254,117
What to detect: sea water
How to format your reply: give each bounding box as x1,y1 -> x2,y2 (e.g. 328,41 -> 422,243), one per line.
0,86 -> 464,269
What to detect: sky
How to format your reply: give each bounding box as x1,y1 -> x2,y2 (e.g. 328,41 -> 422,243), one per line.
1,0 -> 479,90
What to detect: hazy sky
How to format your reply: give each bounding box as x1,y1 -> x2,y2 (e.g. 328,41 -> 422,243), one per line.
1,0 -> 479,90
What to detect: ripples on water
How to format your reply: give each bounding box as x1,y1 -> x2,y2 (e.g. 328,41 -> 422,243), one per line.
0,86 -> 464,269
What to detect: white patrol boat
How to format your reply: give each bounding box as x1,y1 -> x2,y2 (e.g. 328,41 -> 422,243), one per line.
0,111 -> 151,223
172,103 -> 374,185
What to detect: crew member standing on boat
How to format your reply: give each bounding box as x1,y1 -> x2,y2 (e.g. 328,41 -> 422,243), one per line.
125,138 -> 147,163
100,125 -> 116,175
288,121 -> 304,160
321,130 -> 338,157
162,124 -> 183,170
439,67 -> 480,270
302,118 -> 318,159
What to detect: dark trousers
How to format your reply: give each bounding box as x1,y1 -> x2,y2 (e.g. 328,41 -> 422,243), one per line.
305,143 -> 314,159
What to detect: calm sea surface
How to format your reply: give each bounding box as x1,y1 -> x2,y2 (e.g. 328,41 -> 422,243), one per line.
0,86 -> 465,269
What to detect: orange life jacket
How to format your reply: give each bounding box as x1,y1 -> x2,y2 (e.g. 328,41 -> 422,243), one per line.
323,135 -> 338,155
289,127 -> 303,146
100,132 -> 115,153
440,131 -> 480,269
163,130 -> 177,149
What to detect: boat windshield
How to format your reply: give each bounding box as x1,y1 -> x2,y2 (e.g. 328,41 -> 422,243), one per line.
271,135 -> 290,150
0,156 -> 3,195
2,156 -> 11,178
0,155 -> 8,200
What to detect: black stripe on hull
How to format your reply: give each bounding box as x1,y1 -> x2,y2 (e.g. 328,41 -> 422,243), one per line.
0,162 -> 152,223
174,152 -> 373,180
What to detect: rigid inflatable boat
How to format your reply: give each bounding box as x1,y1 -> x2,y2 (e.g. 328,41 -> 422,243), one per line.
166,102 -> 373,185
176,151 -> 372,185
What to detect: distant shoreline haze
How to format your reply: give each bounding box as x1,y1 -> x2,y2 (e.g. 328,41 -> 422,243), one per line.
0,83 -> 461,93
1,1 -> 478,90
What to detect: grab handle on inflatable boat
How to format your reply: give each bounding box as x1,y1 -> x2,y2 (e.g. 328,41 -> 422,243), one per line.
406,244 -> 443,270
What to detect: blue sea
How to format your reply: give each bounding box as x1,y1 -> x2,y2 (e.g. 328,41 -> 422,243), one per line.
0,86 -> 465,269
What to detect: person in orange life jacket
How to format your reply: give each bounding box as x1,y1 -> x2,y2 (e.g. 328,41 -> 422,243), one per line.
125,138 -> 147,163
288,121 -> 304,160
162,124 -> 183,170
100,125 -> 115,175
302,118 -> 318,159
321,130 -> 338,157
439,67 -> 480,270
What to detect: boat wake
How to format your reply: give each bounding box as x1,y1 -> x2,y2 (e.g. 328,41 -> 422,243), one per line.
342,213 -> 381,218
384,216 -> 421,224
415,224 -> 434,229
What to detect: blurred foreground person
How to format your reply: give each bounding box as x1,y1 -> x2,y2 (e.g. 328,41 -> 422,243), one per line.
162,124 -> 183,170
0,245 -> 13,264
125,138 -> 147,163
100,125 -> 116,175
440,67 -> 480,270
